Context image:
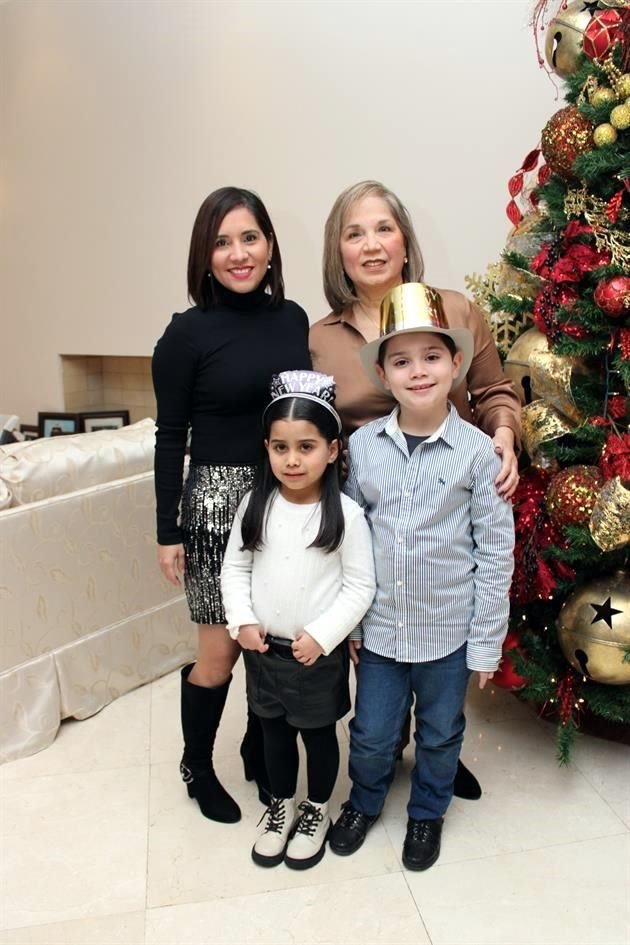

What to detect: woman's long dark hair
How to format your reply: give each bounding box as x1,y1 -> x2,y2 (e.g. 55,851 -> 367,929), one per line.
241,398 -> 344,554
187,186 -> 284,309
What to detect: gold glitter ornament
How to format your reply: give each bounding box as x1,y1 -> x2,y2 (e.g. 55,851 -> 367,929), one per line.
557,569 -> 630,685
529,350 -> 587,424
541,106 -> 594,179
521,401 -> 573,457
589,86 -> 617,106
504,328 -> 549,406
546,465 -> 604,529
593,122 -> 618,146
617,74 -> 630,98
590,477 -> 630,551
610,103 -> 630,129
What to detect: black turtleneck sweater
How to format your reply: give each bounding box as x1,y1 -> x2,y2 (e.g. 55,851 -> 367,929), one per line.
152,285 -> 310,544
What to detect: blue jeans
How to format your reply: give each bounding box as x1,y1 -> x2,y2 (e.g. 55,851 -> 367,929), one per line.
348,644 -> 470,821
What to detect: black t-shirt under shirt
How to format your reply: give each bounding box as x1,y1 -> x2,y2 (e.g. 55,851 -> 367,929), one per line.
403,432 -> 429,455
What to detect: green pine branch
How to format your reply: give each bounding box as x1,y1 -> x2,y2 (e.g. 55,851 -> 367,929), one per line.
502,251 -> 532,271
537,179 -> 568,227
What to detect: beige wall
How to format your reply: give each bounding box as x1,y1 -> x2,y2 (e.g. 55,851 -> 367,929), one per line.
1,0 -> 557,424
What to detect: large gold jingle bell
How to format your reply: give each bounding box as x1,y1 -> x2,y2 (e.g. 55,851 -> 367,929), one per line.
544,0 -> 600,78
557,569 -> 630,685
504,328 -> 549,406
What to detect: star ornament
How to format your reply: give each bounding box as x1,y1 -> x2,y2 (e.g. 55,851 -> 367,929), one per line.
590,596 -> 623,628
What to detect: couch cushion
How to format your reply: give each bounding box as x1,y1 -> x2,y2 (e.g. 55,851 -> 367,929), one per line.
0,418 -> 156,506
0,478 -> 11,510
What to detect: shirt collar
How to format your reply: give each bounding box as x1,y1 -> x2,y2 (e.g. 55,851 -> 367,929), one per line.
378,402 -> 459,449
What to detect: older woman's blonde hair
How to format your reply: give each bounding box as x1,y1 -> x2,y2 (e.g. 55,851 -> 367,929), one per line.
322,180 -> 425,314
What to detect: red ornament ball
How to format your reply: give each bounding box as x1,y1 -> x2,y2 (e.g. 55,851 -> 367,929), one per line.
593,276 -> 630,318
583,10 -> 623,62
493,632 -> 528,691
546,465 -> 604,529
541,106 -> 593,180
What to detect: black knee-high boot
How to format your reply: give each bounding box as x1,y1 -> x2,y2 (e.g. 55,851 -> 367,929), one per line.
180,663 -> 241,823
240,707 -> 271,805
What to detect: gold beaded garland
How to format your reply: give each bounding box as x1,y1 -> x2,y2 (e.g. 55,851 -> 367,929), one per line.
593,122 -> 618,146
610,104 -> 630,130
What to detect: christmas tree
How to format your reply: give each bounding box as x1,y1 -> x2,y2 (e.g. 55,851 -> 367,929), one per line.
467,0 -> 630,760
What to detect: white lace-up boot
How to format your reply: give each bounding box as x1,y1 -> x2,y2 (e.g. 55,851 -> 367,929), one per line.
285,799 -> 330,870
251,796 -> 297,868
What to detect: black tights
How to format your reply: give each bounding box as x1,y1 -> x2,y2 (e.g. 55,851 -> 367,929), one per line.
259,715 -> 339,803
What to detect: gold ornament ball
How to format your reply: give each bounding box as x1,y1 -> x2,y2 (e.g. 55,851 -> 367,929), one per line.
544,0 -> 600,78
617,74 -> 630,99
593,123 -> 618,147
504,328 -> 549,406
557,569 -> 630,685
589,86 -> 617,107
610,104 -> 630,130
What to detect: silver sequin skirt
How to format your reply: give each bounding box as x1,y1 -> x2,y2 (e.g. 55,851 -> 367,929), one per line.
180,463 -> 255,625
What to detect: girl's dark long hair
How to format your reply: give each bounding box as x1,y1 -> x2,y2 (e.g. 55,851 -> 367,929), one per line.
241,398 -> 344,554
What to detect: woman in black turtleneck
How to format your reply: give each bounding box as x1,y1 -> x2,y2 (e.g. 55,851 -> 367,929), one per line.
152,188 -> 310,824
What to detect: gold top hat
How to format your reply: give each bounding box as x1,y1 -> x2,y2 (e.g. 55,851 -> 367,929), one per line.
360,283 -> 474,392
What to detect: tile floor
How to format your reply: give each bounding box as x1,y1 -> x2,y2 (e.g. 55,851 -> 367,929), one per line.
1,660 -> 629,945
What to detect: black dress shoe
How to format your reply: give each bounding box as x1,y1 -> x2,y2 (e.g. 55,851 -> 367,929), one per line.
453,759 -> 482,800
329,803 -> 379,856
402,817 -> 443,871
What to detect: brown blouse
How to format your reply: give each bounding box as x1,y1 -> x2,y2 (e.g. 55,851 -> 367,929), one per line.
309,287 -> 521,443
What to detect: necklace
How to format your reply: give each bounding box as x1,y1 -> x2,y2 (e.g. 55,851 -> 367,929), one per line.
352,301 -> 381,342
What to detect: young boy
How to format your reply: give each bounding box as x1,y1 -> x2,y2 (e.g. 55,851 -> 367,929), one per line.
330,283 -> 515,871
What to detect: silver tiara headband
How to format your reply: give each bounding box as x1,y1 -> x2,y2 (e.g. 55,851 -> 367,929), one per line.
264,370 -> 343,434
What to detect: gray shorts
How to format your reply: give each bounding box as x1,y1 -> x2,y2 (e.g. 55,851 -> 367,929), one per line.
243,641 -> 350,729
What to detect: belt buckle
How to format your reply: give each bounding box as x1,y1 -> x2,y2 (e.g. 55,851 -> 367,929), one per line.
267,635 -> 295,661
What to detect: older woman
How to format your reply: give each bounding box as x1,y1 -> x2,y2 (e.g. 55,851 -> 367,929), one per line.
310,180 -> 521,799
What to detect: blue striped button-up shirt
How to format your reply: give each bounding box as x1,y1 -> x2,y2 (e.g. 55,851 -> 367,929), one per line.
345,405 -> 515,671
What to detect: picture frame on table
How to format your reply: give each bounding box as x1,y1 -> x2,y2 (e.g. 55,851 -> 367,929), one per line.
19,424 -> 39,441
79,410 -> 130,433
37,412 -> 80,438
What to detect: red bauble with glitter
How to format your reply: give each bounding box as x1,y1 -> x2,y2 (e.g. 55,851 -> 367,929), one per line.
593,276 -> 630,318
541,106 -> 593,180
582,10 -> 623,62
493,632 -> 528,691
546,465 -> 604,529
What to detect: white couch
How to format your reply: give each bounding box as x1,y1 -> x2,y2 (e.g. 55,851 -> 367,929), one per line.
0,419 -> 194,763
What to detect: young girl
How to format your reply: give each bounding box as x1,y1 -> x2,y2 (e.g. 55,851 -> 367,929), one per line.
221,370 -> 375,870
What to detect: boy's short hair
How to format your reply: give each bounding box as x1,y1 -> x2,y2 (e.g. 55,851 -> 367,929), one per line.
377,331 -> 457,368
